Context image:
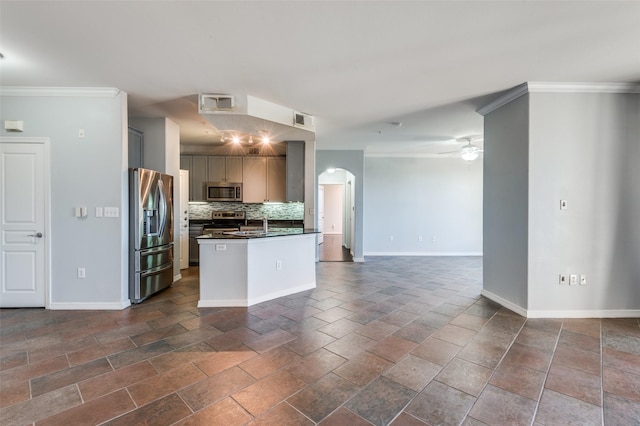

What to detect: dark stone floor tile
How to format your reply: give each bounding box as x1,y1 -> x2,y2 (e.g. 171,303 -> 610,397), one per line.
245,329 -> 298,353
334,351 -> 393,387
514,326 -> 559,350
469,385 -> 537,426
78,361 -> 158,402
317,407 -> 373,425
489,362 -> 545,401
383,354 -> 442,392
562,318 -> 601,338
558,329 -> 601,353
603,392 -> 640,426
367,335 -> 417,362
406,381 -> 476,426
325,332 -> 376,359
393,322 -> 437,344
284,330 -> 336,356
535,389 -> 602,426
34,389 -> 135,426
457,340 -> 508,369
205,326 -> 260,351
179,366 -> 255,411
432,324 -> 477,346
545,364 -> 602,406
239,347 -> 301,379
603,346 -> 640,375
127,363 -> 206,407
603,366 -> 640,403
107,339 -> 175,369
104,393 -> 191,426
288,373 -> 359,422
232,370 -> 307,417
390,412 -> 429,425
249,402 -> 314,425
501,342 -> 553,372
318,318 -> 362,338
411,337 -> 461,366
345,376 -> 416,426
194,346 -> 257,376
552,345 -> 601,376
173,397 -> 251,425
286,348 -> 347,383
435,358 -> 493,397
356,320 -> 400,341
30,358 -> 112,397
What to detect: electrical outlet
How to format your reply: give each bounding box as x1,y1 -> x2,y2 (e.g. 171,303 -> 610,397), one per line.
78,128 -> 85,139
570,274 -> 578,285
104,207 -> 119,217
276,260 -> 282,270
559,274 -> 567,285
580,275 -> 587,285
560,199 -> 568,210
418,236 -> 423,242
389,236 -> 394,241
78,267 -> 86,279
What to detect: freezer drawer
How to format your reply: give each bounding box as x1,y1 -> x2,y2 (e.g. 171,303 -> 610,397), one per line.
134,244 -> 173,272
131,263 -> 173,303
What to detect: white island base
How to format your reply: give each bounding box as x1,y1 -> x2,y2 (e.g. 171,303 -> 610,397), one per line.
197,233 -> 316,307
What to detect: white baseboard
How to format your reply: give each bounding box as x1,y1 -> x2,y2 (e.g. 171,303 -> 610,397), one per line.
364,251 -> 482,257
481,289 -> 640,318
198,281 -> 316,308
353,257 -> 365,262
480,289 -> 527,317
173,273 -> 182,283
49,300 -> 130,310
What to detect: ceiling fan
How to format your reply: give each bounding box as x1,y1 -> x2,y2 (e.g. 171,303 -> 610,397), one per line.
439,135 -> 484,161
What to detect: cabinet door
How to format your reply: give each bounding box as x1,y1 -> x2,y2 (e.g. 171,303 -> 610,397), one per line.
267,157 -> 286,202
286,141 -> 304,202
128,127 -> 144,169
242,157 -> 267,203
191,156 -> 208,201
207,156 -> 226,182
226,156 -> 243,182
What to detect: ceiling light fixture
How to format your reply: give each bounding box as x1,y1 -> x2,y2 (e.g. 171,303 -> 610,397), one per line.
389,121 -> 403,127
326,167 -> 336,174
460,145 -> 479,162
248,136 -> 253,144
232,135 -> 240,144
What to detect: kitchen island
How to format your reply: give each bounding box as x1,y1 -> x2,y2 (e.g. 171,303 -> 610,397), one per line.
196,230 -> 318,307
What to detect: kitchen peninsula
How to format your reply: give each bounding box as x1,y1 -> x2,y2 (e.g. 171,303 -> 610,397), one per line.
196,230 -> 317,307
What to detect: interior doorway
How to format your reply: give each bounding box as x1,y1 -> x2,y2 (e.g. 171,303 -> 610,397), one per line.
318,168 -> 355,262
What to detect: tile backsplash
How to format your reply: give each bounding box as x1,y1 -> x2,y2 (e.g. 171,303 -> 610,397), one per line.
189,202 -> 304,220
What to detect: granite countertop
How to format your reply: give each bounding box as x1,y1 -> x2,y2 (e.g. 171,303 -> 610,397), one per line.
197,228 -> 319,240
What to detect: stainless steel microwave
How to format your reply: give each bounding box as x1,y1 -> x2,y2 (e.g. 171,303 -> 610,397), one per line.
205,182 -> 242,202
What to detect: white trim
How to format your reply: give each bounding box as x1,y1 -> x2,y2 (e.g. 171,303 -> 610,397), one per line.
0,86 -> 122,97
198,281 -> 316,308
173,273 -> 182,283
364,251 -> 482,256
366,152 -> 448,159
50,301 -> 130,310
481,289 -> 527,317
482,289 -> 640,319
353,257 -> 365,262
477,82 -> 640,116
477,83 -> 529,116
526,310 -> 640,319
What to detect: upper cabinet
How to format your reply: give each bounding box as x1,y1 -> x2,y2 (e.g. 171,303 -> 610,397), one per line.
181,152 -> 295,203
242,157 -> 286,203
208,156 -> 243,183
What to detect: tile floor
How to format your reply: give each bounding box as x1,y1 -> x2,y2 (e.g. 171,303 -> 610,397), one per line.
1,257 -> 639,425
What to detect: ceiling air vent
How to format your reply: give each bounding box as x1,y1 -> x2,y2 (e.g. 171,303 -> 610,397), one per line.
199,94 -> 235,113
293,111 -> 315,131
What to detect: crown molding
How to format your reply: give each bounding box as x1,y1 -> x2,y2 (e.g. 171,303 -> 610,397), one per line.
0,86 -> 122,97
477,82 -> 640,116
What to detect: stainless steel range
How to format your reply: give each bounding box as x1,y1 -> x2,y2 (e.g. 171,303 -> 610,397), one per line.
203,211 -> 246,235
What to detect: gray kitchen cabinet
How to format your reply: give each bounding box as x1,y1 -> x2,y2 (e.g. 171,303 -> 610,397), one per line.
286,141 -> 304,202
208,156 -> 243,182
128,127 -> 144,169
242,157 -> 286,203
191,155 -> 208,201
267,157 -> 286,202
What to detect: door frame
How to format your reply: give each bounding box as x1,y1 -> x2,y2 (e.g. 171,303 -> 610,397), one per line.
1,137 -> 52,308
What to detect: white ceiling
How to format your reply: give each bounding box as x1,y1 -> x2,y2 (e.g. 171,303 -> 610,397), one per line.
1,1 -> 638,155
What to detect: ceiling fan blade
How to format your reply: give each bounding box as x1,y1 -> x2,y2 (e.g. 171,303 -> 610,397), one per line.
438,150 -> 460,154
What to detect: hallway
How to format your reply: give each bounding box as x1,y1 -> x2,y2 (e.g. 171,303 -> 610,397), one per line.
319,234 -> 353,262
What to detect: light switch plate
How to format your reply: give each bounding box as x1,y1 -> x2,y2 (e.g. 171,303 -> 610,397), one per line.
104,207 -> 119,217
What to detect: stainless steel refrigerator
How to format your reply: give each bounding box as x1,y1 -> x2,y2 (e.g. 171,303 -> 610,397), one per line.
129,168 -> 174,303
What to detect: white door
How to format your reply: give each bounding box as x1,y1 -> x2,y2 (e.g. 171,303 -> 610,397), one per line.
1,138 -> 49,307
317,185 -> 324,245
179,169 -> 189,270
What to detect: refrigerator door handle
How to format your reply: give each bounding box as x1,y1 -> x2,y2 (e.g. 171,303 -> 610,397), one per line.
157,179 -> 166,238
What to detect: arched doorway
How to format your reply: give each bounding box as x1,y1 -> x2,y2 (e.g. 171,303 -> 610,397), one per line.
318,168 -> 355,262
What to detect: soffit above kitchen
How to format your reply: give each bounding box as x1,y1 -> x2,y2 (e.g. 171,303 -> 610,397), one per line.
1,1 -> 638,155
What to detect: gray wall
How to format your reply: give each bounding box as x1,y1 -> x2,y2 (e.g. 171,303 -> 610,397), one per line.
528,92 -> 640,312
364,157 -> 483,255
483,94 -> 530,308
1,89 -> 129,307
482,87 -> 640,315
316,150 -> 365,261
129,117 -> 181,279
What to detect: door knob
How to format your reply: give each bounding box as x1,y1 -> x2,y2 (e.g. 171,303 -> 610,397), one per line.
28,232 -> 43,238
